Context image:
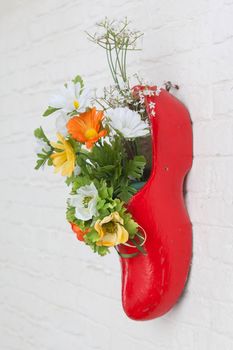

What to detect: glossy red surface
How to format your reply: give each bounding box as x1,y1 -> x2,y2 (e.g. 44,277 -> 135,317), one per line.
118,86 -> 193,320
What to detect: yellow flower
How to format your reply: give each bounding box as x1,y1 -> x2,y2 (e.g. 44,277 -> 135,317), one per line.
94,212 -> 129,247
50,133 -> 75,176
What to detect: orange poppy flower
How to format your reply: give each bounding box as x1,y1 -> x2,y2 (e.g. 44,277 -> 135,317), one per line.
71,223 -> 89,242
67,107 -> 108,149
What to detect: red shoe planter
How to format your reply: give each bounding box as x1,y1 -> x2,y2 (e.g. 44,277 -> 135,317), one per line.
118,86 -> 193,320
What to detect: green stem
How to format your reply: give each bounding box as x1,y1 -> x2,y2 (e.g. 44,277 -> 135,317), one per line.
123,39 -> 129,81
106,48 -> 117,85
114,44 -> 125,83
108,46 -> 121,91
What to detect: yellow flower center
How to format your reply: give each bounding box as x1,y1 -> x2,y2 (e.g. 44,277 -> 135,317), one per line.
73,99 -> 79,109
83,196 -> 93,208
102,222 -> 117,234
85,128 -> 98,140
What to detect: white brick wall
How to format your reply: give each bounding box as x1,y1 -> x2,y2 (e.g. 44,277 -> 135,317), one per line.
0,0 -> 233,349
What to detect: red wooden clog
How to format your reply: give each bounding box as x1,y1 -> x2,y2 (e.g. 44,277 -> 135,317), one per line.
118,86 -> 193,320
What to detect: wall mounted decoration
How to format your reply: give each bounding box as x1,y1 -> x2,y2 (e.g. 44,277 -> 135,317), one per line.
119,85 -> 193,320
34,18 -> 192,320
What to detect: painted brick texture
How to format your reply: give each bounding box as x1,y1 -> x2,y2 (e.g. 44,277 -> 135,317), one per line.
0,0 -> 233,349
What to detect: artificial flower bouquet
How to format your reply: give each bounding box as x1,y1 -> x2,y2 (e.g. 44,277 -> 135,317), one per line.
34,18 -> 159,257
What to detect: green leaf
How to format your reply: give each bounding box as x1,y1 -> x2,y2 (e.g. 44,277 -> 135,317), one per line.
126,155 -> 146,180
71,176 -> 91,193
115,246 -> 138,258
65,176 -> 74,186
47,158 -> 53,166
35,159 -> 44,170
97,181 -> 113,200
34,153 -> 52,170
131,238 -> 147,255
85,230 -> 100,244
66,206 -> 76,223
96,199 -> 117,219
94,165 -> 116,176
72,75 -> 84,89
88,140 -> 122,183
43,106 -> 60,117
34,127 -> 46,140
96,198 -> 106,210
98,183 -> 109,199
34,127 -> 51,146
111,198 -> 125,212
124,216 -> 138,237
117,251 -> 138,258
34,127 -> 53,170
37,153 -> 46,159
115,179 -> 136,202
96,246 -> 110,256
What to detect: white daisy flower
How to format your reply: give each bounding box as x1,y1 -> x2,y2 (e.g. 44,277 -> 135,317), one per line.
69,183 -> 98,221
107,107 -> 150,139
50,81 -> 91,114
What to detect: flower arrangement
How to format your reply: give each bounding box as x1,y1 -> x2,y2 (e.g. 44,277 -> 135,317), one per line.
34,18 -> 162,257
